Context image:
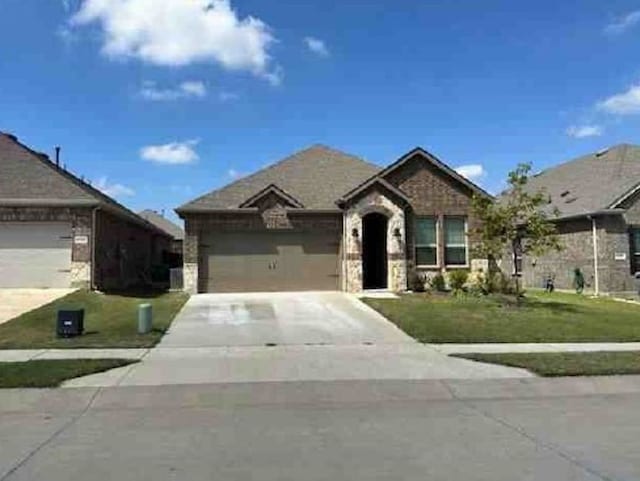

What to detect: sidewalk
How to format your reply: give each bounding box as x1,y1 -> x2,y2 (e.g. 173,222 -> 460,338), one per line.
3,342 -> 640,363
0,348 -> 149,362
433,342 -> 640,354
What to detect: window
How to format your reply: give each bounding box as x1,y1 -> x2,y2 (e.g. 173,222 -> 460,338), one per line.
415,217 -> 437,266
631,228 -> 640,272
445,217 -> 467,266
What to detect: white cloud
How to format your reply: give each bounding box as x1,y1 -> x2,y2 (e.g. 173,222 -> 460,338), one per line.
566,125 -> 603,138
94,176 -> 135,197
597,84 -> 640,115
455,164 -> 486,182
70,0 -> 280,83
140,139 -> 199,165
304,36 -> 329,57
140,80 -> 207,101
604,10 -> 640,35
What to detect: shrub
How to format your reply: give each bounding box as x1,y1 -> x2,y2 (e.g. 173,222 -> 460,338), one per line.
448,269 -> 469,293
467,269 -> 488,296
410,271 -> 426,292
430,273 -> 447,292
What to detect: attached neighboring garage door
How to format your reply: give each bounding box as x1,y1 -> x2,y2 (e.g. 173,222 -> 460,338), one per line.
200,230 -> 340,292
0,222 -> 72,288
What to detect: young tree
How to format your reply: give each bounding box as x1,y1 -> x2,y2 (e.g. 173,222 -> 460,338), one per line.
470,163 -> 561,297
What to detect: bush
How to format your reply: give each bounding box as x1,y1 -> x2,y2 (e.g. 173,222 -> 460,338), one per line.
448,269 -> 469,293
410,271 -> 427,292
430,273 -> 447,292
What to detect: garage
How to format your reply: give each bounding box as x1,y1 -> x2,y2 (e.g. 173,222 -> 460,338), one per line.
0,222 -> 72,288
199,230 -> 340,292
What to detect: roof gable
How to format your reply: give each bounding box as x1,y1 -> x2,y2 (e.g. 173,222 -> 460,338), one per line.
177,145 -> 381,213
338,177 -> 411,207
340,147 -> 492,204
238,184 -> 304,208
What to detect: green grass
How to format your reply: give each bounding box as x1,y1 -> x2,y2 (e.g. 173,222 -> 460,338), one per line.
0,290 -> 189,349
453,352 -> 640,377
364,291 -> 640,343
0,359 -> 137,388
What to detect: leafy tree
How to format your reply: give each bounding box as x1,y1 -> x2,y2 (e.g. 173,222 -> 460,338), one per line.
470,163 -> 561,297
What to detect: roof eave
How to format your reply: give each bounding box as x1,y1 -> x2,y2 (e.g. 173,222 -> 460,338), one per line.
551,209 -> 626,223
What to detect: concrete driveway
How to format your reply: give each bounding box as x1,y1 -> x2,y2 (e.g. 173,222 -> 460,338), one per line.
0,289 -> 75,325
158,291 -> 413,348
65,292 -> 532,386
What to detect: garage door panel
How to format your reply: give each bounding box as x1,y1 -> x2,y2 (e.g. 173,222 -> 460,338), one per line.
201,230 -> 340,293
0,223 -> 72,288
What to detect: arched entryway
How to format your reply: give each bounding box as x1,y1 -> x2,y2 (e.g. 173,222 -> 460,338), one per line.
362,212 -> 388,289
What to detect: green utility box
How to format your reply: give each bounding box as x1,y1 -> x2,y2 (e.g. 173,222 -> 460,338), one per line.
138,303 -> 153,334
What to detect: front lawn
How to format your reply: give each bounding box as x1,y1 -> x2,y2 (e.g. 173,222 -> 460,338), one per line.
0,290 -> 189,349
453,352 -> 640,377
364,291 -> 640,343
0,359 -> 137,388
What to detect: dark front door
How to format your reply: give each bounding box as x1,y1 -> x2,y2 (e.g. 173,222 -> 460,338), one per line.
362,213 -> 388,289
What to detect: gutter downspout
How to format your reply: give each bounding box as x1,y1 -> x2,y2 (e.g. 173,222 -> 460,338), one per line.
91,206 -> 100,291
590,215 -> 600,296
342,211 -> 347,291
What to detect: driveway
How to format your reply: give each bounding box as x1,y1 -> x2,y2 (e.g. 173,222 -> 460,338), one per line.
65,292 -> 532,386
158,291 -> 413,347
0,288 -> 75,325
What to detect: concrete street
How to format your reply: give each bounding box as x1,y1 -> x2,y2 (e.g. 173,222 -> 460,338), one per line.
2,378 -> 640,480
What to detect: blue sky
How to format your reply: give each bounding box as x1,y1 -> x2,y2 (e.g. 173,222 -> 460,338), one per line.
3,0 -> 640,223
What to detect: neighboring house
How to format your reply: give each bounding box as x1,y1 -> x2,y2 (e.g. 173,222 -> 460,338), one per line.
138,209 -> 184,256
176,145 -> 491,293
0,132 -> 172,290
511,144 -> 640,295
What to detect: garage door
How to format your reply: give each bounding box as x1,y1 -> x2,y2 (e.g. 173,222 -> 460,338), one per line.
0,223 -> 73,288
200,230 -> 340,292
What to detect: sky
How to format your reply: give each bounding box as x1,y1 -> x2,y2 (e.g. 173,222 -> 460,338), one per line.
3,0 -> 640,224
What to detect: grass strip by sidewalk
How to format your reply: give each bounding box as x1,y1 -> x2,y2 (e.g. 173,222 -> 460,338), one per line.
453,351 -> 640,377
0,290 -> 189,349
0,359 -> 137,388
363,291 -> 640,343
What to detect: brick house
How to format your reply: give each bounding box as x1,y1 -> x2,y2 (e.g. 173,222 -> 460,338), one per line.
509,144 -> 640,295
0,132 -> 172,289
176,145 -> 491,293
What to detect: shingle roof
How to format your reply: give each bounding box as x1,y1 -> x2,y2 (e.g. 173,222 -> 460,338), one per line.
525,144 -> 640,219
0,132 -> 169,237
176,145 -> 382,212
138,210 -> 185,240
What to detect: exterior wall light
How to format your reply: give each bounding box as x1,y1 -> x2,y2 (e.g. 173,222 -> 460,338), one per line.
393,228 -> 402,238
352,228 -> 359,238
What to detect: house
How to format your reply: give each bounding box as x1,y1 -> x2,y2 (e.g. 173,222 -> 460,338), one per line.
138,209 -> 184,257
512,144 -> 640,295
0,132 -> 172,290
176,145 -> 491,293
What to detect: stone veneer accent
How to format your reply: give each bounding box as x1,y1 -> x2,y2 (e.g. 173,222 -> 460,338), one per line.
70,261 -> 91,288
344,189 -> 407,292
183,262 -> 198,294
